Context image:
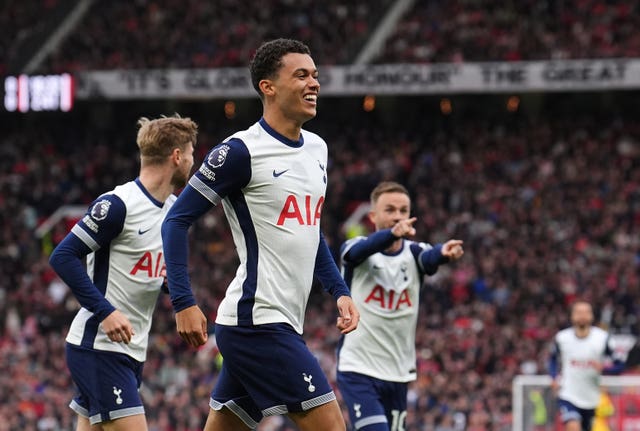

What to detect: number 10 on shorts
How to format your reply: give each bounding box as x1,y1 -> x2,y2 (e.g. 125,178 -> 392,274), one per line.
390,409 -> 407,431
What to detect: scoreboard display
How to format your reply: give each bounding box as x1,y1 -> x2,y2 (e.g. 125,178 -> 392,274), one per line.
4,73 -> 74,113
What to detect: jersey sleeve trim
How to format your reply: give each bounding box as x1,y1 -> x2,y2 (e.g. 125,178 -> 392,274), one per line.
188,175 -> 222,205
412,242 -> 446,275
414,243 -> 433,273
71,224 -> 100,251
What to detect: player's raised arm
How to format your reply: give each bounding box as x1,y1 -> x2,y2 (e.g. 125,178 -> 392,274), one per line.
410,239 -> 462,276
391,216 -> 417,238
441,239 -> 464,260
343,230 -> 401,266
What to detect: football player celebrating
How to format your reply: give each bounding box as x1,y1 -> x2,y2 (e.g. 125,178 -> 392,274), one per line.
337,181 -> 464,431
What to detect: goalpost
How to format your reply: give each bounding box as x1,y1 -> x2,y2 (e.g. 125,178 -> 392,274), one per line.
513,375 -> 640,431
34,205 -> 87,255
34,205 -> 87,239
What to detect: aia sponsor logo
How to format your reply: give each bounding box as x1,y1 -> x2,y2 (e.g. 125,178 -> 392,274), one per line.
277,194 -> 324,226
130,251 -> 165,277
569,359 -> 600,369
365,285 -> 412,310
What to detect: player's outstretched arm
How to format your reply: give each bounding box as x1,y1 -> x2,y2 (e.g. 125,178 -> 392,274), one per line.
175,305 -> 208,347
413,240 -> 463,275
390,217 -> 417,239
336,295 -> 360,334
343,218 -> 418,266
441,240 -> 464,260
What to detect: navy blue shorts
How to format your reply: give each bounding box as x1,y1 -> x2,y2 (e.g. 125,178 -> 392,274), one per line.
65,343 -> 145,425
337,371 -> 407,431
558,399 -> 595,431
211,323 -> 336,429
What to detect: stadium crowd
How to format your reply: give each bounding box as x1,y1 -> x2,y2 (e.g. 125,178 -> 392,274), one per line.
5,0 -> 640,76
1,100 -> 639,430
19,0 -> 639,74
1,0 -> 62,75
376,0 -> 640,63
44,0 -> 391,73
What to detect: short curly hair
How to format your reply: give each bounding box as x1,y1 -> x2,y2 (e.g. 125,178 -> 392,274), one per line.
249,38 -> 311,98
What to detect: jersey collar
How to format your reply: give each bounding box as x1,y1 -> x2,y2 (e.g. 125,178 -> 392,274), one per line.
135,178 -> 164,208
259,117 -> 304,148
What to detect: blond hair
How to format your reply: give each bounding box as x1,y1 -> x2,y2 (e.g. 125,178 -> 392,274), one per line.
136,114 -> 198,165
370,181 -> 410,205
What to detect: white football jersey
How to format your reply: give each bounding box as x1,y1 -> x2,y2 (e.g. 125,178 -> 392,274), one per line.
338,238 -> 432,382
188,119 -> 329,334
66,180 -> 174,362
555,326 -> 611,408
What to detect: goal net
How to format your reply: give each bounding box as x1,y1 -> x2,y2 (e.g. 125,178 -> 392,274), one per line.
513,375 -> 640,431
